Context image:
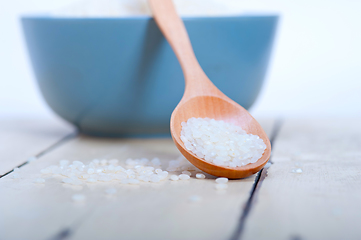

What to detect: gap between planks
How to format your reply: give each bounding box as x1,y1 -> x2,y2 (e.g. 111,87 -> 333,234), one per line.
230,119 -> 283,240
0,132 -> 78,179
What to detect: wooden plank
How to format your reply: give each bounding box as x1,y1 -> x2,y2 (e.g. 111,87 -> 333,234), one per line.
0,117 -> 74,175
243,119 -> 361,240
0,118 -> 274,240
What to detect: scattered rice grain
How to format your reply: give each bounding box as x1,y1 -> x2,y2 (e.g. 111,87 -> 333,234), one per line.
195,173 -> 206,179
215,177 -> 228,184
179,174 -> 190,180
170,175 -> 179,181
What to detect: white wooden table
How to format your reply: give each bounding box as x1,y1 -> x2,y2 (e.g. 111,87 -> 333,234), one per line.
0,117 -> 360,240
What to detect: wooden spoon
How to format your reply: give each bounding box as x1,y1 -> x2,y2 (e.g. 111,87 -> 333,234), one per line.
149,0 -> 271,179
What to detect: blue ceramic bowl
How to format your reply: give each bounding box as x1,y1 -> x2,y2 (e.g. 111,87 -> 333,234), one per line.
22,15 -> 278,136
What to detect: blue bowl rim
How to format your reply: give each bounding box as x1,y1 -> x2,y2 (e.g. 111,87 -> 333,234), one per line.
20,14 -> 279,21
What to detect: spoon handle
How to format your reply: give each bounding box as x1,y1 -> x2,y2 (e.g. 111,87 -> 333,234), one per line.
148,0 -> 203,80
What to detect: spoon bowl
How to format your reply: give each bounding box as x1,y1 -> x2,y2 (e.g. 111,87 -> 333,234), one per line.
171,94 -> 271,179
149,0 -> 271,178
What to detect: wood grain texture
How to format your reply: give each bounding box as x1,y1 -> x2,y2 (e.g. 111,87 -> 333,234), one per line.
0,118 -> 274,240
242,119 -> 361,240
149,0 -> 271,178
0,118 -> 74,175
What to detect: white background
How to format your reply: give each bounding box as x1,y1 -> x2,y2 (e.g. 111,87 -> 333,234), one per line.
1,0 -> 360,120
